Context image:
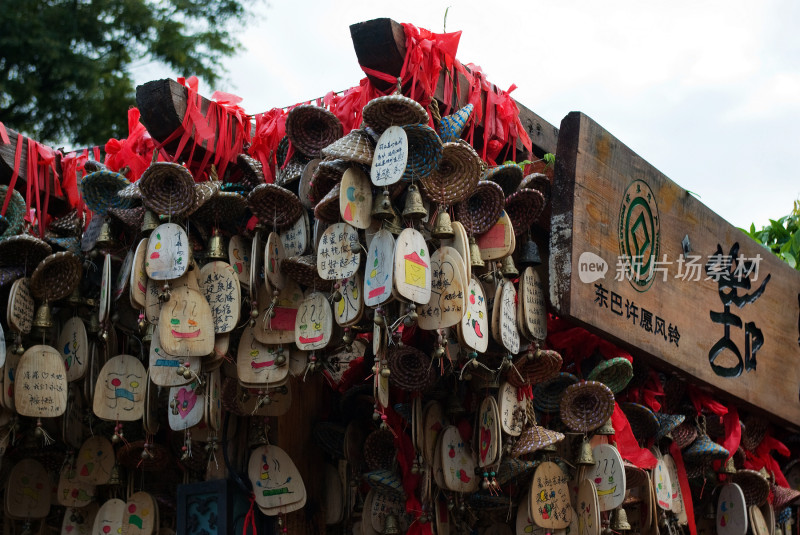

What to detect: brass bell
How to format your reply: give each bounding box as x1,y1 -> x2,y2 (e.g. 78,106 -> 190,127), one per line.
576,437 -> 596,466
595,418 -> 615,436
108,464 -> 121,486
206,228 -> 227,261
384,205 -> 404,235
32,301 -> 54,332
371,189 -> 394,220
402,184 -> 428,220
721,456 -> 736,474
500,255 -> 519,278
469,236 -> 484,268
519,239 -> 542,267
431,209 -> 454,239
383,514 -> 400,535
610,508 -> 632,531
142,323 -> 155,343
141,209 -> 159,234
95,218 -> 118,250
67,284 -> 83,307
775,527 -> 784,535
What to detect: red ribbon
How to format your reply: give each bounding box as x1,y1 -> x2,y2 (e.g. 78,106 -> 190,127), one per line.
0,122 -> 9,144
745,431 -> 790,487
242,494 -> 257,535
609,402 -> 657,469
669,441 -> 697,535
104,108 -> 156,181
1,133 -> 23,217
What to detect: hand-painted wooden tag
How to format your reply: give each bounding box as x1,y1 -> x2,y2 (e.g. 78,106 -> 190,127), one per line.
335,272 -> 363,326
369,490 -> 406,533
440,425 -> 479,493
129,238 -> 149,309
143,369 -> 160,435
205,369 -> 222,433
521,267 -> 547,341
364,228 -> 395,307
423,401 -> 447,466
92,499 -> 126,535
199,261 -> 241,333
577,479 -> 600,535
500,280 -> 521,354
530,461 -> 572,529
317,223 -> 361,280
60,316 -> 88,382
228,234 -> 251,287
295,292 -> 333,350
62,503 -> 98,535
662,454 -> 685,518
145,278 -> 161,323
586,444 -> 626,511
145,223 -> 190,280
93,354 -> 146,421
340,167 -> 372,229
498,381 -> 524,436
76,436 -> 114,485
458,275 -> 489,352
3,349 -> 19,410
99,253 -> 112,323
115,248 -> 134,302
256,279 -> 303,344
158,287 -> 214,357
749,505 -> 769,535
418,246 -> 466,330
654,458 -> 673,510
15,344 -> 68,417
371,126 -> 408,187
265,231 -> 287,290
490,280 -> 503,345
375,365 -> 390,409
124,491 -> 157,535
148,326 -> 197,387
250,231 -> 263,301
280,209 -> 310,257
475,396 -> 500,467
394,228 -> 431,304
249,445 -> 306,510
476,210 -> 514,261
6,459 -> 51,519
8,278 -> 34,334
57,463 -> 96,508
168,380 -> 204,430
237,325 -> 290,386
516,492 -> 546,534
441,219 -> 470,284
81,214 -> 103,252
322,340 -> 366,389
0,324 -> 5,368
432,433 -> 446,489
717,483 -> 748,535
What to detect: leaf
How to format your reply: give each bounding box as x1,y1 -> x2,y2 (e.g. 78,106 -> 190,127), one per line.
782,251 -> 797,269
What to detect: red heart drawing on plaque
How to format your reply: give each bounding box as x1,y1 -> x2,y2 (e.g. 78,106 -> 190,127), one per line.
177,387 -> 197,418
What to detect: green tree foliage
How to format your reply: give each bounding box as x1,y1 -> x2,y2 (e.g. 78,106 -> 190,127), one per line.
0,0 -> 253,146
740,200 -> 800,270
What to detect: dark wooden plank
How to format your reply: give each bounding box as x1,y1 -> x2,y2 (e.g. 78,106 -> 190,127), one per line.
549,111 -> 800,428
0,127 -> 68,213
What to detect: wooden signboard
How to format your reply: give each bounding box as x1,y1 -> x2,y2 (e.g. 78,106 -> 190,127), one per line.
371,126 -> 408,187
475,210 -> 514,261
168,380 -> 204,430
439,425 -> 479,493
475,396 -> 500,468
422,401 -> 447,466
124,491 -> 158,535
256,279 -> 303,344
576,479 -> 600,535
62,503 -> 98,535
550,112 -> 800,425
237,325 -> 290,386
149,326 -> 197,387
93,499 -> 126,535
115,248 -> 134,302
248,445 -> 306,511
653,458 -> 673,510
57,464 -> 95,508
8,278 -> 34,334
497,381 -> 523,436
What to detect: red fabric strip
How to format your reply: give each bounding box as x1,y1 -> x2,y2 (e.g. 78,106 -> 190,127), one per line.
0,122 -> 9,144
669,441 -> 697,535
610,402 -> 657,469
1,134 -> 23,216
721,405 -> 741,462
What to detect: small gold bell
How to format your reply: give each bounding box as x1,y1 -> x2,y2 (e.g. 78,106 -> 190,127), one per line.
384,205 -> 404,234
371,189 -> 394,220
32,301 -> 54,333
610,508 -> 632,531
500,255 -> 519,278
95,218 -> 118,250
142,323 -> 155,343
383,514 -> 400,535
108,464 -> 121,486
67,284 -> 83,307
141,209 -> 159,234
402,184 -> 428,220
759,466 -> 770,480
721,456 -> 736,474
519,239 -> 542,267
469,236 -> 484,268
576,437 -> 596,466
431,209 -> 454,239
595,418 -> 615,436
205,228 -> 227,261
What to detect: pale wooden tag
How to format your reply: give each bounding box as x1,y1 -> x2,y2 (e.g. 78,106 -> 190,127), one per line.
93,354 -> 146,422
145,278 -> 161,323
457,276 -> 489,352
115,248 -> 134,302
490,280 -> 503,345
662,454 -> 685,518
394,228 -> 431,304
15,344 -> 68,418
369,490 -> 405,533
256,279 -> 302,344
364,228 -> 395,307
586,444 -> 626,511
440,425 -> 479,493
6,459 -> 51,519
317,223 -> 361,281
371,126 -> 408,187
250,230 -> 263,301
228,234 -> 251,287
76,436 -> 115,485
62,503 -> 98,535
497,381 -> 523,436
265,231 -> 287,290
123,491 -> 157,535
340,167 -> 373,229
375,366 -> 390,409
516,492 -> 545,534
129,238 -> 149,309
576,479 -> 600,535
205,369 -> 222,433
475,396 -> 500,468
249,445 -> 306,510
749,505 -> 768,535
521,267 -> 547,341
441,220 -> 471,284
322,340 -> 366,389
60,316 -> 88,382
280,209 -> 310,257
432,432 -> 446,489
145,223 -> 190,280
654,458 -> 673,510
422,401 -> 447,466
158,287 -> 214,357
418,246 -> 466,330
143,369 -> 160,435
57,463 -> 96,508
148,325 -> 197,387
237,325 -> 290,386
168,379 -> 204,430
717,483 -> 748,535
475,210 -> 514,260
500,280 -> 521,354
8,278 -> 34,334
0,324 -> 5,368
81,214 -> 103,252
92,499 -> 126,535
199,261 -> 241,333
295,292 -> 333,350
335,272 -> 364,326
530,461 -> 572,529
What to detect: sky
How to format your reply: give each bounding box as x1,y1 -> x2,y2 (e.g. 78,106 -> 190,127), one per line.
133,0 -> 800,230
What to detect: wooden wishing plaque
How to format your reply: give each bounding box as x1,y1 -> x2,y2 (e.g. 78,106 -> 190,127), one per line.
586,444 -> 626,511
497,381 -> 524,436
8,278 -> 34,334
250,230 -> 263,300
145,223 -> 190,280
295,292 -> 333,350
168,379 -> 204,430
750,505 -> 770,535
60,316 -> 88,382
371,125 -> 408,187
199,261 -> 241,334
249,445 -> 306,511
322,340 -> 366,389
530,461 -> 572,529
265,231 -> 287,290
92,499 -> 126,535
364,228 -> 395,307
115,248 -> 134,302
717,483 -> 748,535
335,272 -> 363,326
256,279 -> 303,344
662,454 -> 687,522
280,209 -> 309,257
317,222 -> 361,281
6,459 -> 51,519
475,210 -> 514,261
577,479 -> 600,535
440,425 -> 479,493
500,280 -> 521,354
418,246 -> 466,330
124,491 -> 157,535
99,253 -> 111,323
76,436 -> 115,486
654,458 -> 673,511
129,238 -> 149,309
237,325 -> 290,387
0,324 -> 5,368
340,167 -> 372,229
57,463 -> 95,508
369,490 -> 405,533
394,228 -> 431,304
423,401 -> 447,466
145,278 -> 161,323
490,281 -> 504,345
149,326 -> 197,387
520,267 -> 547,341
62,503 -> 98,535
158,287 -> 214,357
475,396 -> 500,468
93,354 -> 146,422
516,492 -> 546,535
458,275 -> 489,352
228,234 -> 251,287
15,345 -> 68,418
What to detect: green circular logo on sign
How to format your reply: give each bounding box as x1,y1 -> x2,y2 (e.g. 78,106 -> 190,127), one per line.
618,179 -> 660,292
